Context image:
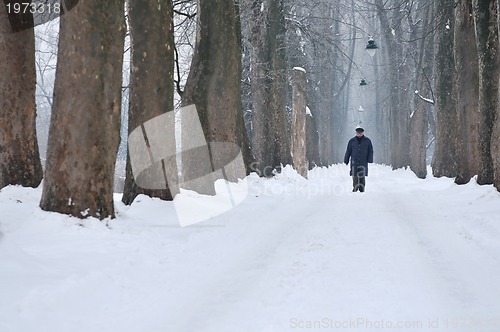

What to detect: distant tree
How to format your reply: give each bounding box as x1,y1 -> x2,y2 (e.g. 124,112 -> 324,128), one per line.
298,1 -> 337,166
454,0 -> 479,185
0,4 -> 43,189
283,0 -> 354,165
122,0 -> 178,205
40,0 -> 125,219
432,0 -> 459,177
34,20 -> 59,164
473,0 -> 499,185
172,0 -> 197,106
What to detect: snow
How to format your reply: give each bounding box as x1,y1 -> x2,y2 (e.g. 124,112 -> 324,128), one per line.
306,106 -> 312,116
414,90 -> 435,105
1,164 -> 500,332
293,66 -> 306,73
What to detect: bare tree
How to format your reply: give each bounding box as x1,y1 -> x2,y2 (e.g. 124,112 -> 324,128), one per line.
291,67 -> 308,178
432,0 -> 459,177
473,0 -> 499,186
454,0 -> 479,184
375,0 -> 411,169
494,0 -> 500,191
409,2 -> 434,179
180,0 -> 252,193
0,4 -> 43,189
247,0 -> 292,176
40,0 -> 126,219
34,19 -> 59,165
122,0 -> 178,205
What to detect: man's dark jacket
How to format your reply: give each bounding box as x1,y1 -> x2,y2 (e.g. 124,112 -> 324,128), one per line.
344,136 -> 374,177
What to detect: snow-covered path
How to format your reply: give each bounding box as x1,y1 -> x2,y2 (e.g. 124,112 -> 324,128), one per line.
1,165 -> 500,332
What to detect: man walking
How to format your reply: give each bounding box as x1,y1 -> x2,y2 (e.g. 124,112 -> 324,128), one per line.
344,126 -> 374,192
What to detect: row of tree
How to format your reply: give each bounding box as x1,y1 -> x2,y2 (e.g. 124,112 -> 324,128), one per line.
0,0 -> 499,221
373,0 -> 500,189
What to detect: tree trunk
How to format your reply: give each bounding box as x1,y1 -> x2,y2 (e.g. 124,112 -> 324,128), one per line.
409,97 -> 429,179
473,0 -> 499,185
122,0 -> 178,205
180,0 -> 250,194
409,2 -> 433,179
306,110 -> 320,170
249,0 -> 291,176
375,0 -> 411,169
315,3 -> 336,166
40,0 -> 125,219
317,77 -> 333,166
494,1 -> 500,192
291,68 -> 307,178
432,0 -> 459,177
0,5 -> 42,189
455,0 -> 480,184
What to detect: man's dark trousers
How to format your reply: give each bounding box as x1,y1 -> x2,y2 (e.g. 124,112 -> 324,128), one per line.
352,176 -> 365,192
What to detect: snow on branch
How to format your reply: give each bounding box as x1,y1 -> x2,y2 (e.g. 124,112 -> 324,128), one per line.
293,67 -> 306,73
414,90 -> 434,105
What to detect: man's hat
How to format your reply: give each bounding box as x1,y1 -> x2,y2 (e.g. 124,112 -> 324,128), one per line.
355,125 -> 364,133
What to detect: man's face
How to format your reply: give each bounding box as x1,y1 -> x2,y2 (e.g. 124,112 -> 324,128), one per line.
356,130 -> 364,137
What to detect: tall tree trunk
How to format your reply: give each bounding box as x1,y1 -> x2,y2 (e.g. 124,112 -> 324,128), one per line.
455,0 -> 480,184
372,32 -> 389,164
0,5 -> 42,189
180,0 -> 250,194
306,110 -> 320,170
291,68 -> 307,178
249,0 -> 291,176
473,0 -> 499,185
40,0 -> 125,219
375,0 -> 411,169
316,3 -> 336,166
122,0 -> 178,205
494,2 -> 500,191
432,0 -> 459,177
409,102 -> 428,179
409,2 -> 433,179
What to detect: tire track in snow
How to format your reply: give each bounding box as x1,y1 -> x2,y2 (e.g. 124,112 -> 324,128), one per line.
167,195 -> 336,332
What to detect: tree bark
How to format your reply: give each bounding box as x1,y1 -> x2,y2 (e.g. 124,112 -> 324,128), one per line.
249,0 -> 291,176
432,0 -> 459,177
409,2 -> 433,179
473,0 -> 499,185
306,110 -> 320,170
0,5 -> 42,189
122,0 -> 178,205
40,0 -> 125,219
409,105 -> 428,179
180,0 -> 250,194
455,0 -> 480,184
291,68 -> 307,178
315,3 -> 336,166
494,1 -> 500,191
375,0 -> 411,169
